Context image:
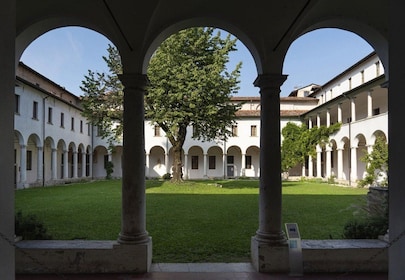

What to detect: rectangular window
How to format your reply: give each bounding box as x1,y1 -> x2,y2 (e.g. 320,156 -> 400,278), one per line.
26,150 -> 32,170
71,117 -> 74,131
245,155 -> 252,169
250,125 -> 257,137
15,94 -> 20,114
154,125 -> 160,136
32,101 -> 38,119
97,126 -> 103,137
361,70 -> 365,83
60,112 -> 64,127
373,108 -> 380,116
376,61 -> 380,76
232,125 -> 238,137
191,156 -> 199,169
80,120 -> 83,133
209,155 -> 216,169
48,107 -> 53,124
87,123 -> 91,136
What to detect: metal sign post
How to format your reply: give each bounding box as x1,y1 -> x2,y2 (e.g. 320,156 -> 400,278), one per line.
285,223 -> 303,276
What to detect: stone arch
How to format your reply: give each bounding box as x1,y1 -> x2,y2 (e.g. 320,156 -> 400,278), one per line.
227,145 -> 242,178
16,21 -> 119,65
207,146 -> 224,178
149,146 -> 166,178
142,18 -> 262,75
355,133 -> 368,180
370,130 -> 387,144
43,136 -> 56,182
287,19 -> 387,77
245,145 -> 260,177
187,145 -> 204,179
93,145 -> 108,179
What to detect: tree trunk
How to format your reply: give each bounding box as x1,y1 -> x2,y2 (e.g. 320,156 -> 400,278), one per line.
171,144 -> 183,183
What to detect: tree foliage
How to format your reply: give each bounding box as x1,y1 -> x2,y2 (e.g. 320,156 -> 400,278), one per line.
80,28 -> 242,182
358,135 -> 388,187
80,45 -> 123,147
281,122 -> 341,172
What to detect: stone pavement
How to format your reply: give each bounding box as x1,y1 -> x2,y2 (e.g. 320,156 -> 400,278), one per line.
16,263 -> 388,279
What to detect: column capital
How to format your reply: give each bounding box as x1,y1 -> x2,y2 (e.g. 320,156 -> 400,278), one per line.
253,74 -> 287,91
118,73 -> 149,90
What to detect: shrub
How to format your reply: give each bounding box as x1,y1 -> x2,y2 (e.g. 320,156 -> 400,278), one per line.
162,173 -> 172,180
105,161 -> 114,179
15,210 -> 52,240
343,216 -> 388,239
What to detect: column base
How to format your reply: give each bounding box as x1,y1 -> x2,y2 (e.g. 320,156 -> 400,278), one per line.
118,231 -> 150,245
251,234 -> 289,272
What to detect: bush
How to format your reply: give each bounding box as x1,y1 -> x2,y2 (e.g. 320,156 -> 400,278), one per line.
15,210 -> 52,240
105,161 -> 114,179
343,216 -> 388,239
162,173 -> 172,180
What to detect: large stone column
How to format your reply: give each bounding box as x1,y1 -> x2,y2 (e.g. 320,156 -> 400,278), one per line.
389,2 -> 405,278
112,73 -> 152,273
251,74 -> 288,272
117,73 -> 151,245
0,1 -> 16,278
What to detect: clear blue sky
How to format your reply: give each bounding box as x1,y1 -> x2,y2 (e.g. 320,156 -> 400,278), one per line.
21,27 -> 374,97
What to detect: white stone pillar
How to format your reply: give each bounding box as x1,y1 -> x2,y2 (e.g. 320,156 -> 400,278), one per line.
145,153 -> 150,177
325,145 -> 332,178
37,146 -> 43,183
184,153 -> 188,179
308,117 -> 312,129
223,152 -> 227,179
165,152 -> 169,174
51,148 -> 57,180
337,103 -> 342,123
252,74 -> 287,245
301,164 -> 306,177
203,153 -> 208,177
316,113 -> 321,127
241,153 -> 246,177
308,155 -> 313,177
326,109 -> 330,127
20,145 -> 27,186
73,151 -> 78,178
316,145 -> 322,178
351,98 -> 356,122
81,150 -> 86,177
367,90 -> 373,118
337,148 -> 343,180
117,73 -> 150,245
88,150 -> 93,178
350,146 -> 358,183
0,1 -> 15,276
63,150 -> 69,179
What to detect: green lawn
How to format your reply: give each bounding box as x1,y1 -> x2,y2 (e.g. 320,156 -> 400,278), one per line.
15,179 -> 367,262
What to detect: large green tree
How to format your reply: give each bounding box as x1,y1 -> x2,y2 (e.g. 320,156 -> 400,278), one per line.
81,27 -> 242,182
281,122 -> 341,174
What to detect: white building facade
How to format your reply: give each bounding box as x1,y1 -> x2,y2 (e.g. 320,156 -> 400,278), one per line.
14,51 -> 386,188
